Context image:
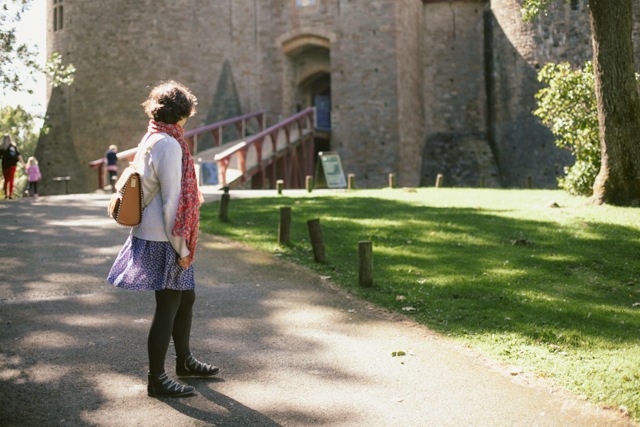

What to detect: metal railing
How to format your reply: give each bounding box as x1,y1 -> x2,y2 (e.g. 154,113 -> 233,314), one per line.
89,111 -> 266,189
214,107 -> 316,188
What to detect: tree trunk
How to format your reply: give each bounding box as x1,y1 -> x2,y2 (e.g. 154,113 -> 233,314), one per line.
589,0 -> 640,205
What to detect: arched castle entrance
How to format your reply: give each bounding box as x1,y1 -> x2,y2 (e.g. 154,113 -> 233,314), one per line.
281,34 -> 332,156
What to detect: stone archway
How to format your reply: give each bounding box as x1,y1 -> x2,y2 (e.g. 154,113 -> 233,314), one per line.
280,34 -> 331,120
279,32 -> 333,176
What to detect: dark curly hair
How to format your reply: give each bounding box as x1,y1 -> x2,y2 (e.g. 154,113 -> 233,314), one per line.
142,80 -> 197,124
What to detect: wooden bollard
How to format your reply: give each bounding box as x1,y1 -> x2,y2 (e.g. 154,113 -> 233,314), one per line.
522,178 -> 528,189
348,174 -> 356,189
306,175 -> 313,193
389,173 -> 396,189
306,219 -> 326,262
480,175 -> 486,188
358,241 -> 373,288
435,174 -> 444,188
219,186 -> 230,221
276,179 -> 284,195
527,175 -> 533,189
278,207 -> 291,246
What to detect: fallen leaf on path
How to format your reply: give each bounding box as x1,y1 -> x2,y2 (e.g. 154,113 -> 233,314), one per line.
393,397 -> 404,402
134,318 -> 149,323
320,276 -> 331,280
348,309 -> 356,313
402,307 -> 417,311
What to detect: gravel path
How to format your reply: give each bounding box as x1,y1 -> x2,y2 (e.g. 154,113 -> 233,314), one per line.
0,193 -> 635,426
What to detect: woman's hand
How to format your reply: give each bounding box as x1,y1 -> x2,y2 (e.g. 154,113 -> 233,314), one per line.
178,255 -> 192,269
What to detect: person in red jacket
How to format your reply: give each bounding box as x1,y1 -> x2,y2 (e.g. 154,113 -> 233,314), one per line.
0,134 -> 27,199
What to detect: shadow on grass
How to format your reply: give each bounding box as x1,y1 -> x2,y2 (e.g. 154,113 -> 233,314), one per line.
201,195 -> 640,348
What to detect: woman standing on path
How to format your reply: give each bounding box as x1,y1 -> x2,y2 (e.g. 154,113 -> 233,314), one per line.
108,81 -> 218,398
0,134 -> 27,199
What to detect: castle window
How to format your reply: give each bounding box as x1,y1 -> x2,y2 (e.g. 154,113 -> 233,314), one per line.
570,0 -> 579,10
53,0 -> 63,31
296,0 -> 316,7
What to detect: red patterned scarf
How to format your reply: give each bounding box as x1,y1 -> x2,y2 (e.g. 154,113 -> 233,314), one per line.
147,120 -> 201,260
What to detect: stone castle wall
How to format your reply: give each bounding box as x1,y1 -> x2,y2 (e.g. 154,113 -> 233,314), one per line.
487,0 -> 640,188
421,1 -> 501,188
37,0 -> 640,193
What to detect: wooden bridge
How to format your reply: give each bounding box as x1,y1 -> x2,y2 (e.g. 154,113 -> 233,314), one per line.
89,108 -> 317,191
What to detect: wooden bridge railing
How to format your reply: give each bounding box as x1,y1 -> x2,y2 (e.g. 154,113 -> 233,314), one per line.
214,107 -> 316,189
89,110 -> 267,189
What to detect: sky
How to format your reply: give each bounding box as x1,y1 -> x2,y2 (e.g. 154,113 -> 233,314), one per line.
2,0 -> 47,124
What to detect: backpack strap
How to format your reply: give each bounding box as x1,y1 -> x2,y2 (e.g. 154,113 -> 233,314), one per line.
137,132 -> 168,208
144,186 -> 160,208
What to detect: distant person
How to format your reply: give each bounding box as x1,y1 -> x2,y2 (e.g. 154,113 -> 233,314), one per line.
107,81 -> 217,398
25,156 -> 42,198
105,145 -> 118,190
0,134 -> 27,200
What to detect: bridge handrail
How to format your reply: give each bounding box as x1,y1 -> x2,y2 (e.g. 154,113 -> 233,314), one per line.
213,107 -> 315,186
214,108 -> 314,163
89,110 -> 267,188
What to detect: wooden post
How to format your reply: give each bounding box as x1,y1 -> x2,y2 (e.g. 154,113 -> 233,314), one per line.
435,174 -> 444,188
306,219 -> 326,262
358,241 -> 373,288
348,174 -> 356,189
522,178 -> 528,188
389,173 -> 396,188
278,207 -> 291,246
527,175 -> 533,189
219,185 -> 230,221
480,175 -> 486,188
306,175 -> 313,193
276,179 -> 284,195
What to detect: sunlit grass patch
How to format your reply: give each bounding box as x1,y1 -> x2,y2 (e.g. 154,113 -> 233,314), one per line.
200,188 -> 640,419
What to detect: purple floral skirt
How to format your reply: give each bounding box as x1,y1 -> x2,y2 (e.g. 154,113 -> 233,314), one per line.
107,235 -> 195,291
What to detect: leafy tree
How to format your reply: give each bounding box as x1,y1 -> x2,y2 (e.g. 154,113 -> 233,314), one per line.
0,105 -> 46,197
45,52 -> 75,87
0,0 -> 38,93
522,0 -> 640,205
534,62 -> 601,195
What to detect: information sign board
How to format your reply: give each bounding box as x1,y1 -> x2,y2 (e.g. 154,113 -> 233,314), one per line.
317,152 -> 346,188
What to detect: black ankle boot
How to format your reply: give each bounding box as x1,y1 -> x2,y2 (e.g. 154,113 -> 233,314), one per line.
176,353 -> 219,377
148,372 -> 195,397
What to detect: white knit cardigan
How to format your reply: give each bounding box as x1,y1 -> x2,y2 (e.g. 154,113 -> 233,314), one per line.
131,132 -> 190,258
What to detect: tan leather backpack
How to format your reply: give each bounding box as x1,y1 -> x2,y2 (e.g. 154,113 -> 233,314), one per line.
108,133 -> 164,227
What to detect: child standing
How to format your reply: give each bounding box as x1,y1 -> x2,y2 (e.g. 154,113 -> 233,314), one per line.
25,157 -> 41,198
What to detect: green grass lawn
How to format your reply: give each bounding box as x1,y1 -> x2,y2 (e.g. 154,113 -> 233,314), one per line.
200,188 -> 640,419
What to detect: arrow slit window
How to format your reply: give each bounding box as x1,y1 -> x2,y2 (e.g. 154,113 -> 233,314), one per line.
53,0 -> 64,31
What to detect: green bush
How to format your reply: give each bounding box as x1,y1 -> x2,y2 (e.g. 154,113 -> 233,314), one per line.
534,61 -> 640,196
534,62 -> 600,196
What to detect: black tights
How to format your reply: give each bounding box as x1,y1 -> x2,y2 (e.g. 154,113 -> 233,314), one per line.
148,289 -> 196,375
